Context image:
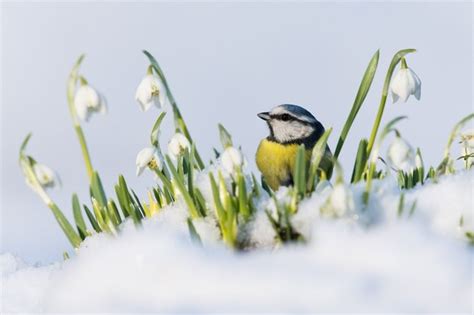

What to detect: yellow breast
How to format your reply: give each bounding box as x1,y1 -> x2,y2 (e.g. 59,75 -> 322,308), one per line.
256,139 -> 311,191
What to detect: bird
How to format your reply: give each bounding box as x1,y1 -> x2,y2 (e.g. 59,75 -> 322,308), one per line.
256,104 -> 332,191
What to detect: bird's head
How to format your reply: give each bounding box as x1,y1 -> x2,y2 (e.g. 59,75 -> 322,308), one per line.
258,104 -> 324,144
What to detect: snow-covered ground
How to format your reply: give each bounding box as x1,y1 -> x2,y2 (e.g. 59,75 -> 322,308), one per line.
1,171 -> 473,313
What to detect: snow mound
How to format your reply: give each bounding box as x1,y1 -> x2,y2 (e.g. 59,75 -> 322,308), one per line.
1,171 -> 473,313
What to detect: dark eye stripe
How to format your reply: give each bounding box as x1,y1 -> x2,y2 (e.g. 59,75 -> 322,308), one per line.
271,113 -> 314,125
271,113 -> 295,121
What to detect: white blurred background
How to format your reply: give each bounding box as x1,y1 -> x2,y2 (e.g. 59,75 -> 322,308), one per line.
1,2 -> 472,263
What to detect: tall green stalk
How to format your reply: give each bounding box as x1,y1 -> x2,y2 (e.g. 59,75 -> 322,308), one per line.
366,49 -> 416,157
143,50 -> 205,169
19,135 -> 82,248
67,54 -> 94,180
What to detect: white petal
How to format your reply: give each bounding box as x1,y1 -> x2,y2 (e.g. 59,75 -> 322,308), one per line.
136,165 -> 145,176
221,147 -> 243,174
33,163 -> 57,188
136,147 -> 155,168
157,79 -> 167,109
391,90 -> 399,103
98,94 -> 107,114
387,136 -> 416,172
75,100 -> 89,121
135,75 -> 164,112
168,133 -> 190,158
414,86 -> 421,100
74,85 -> 103,121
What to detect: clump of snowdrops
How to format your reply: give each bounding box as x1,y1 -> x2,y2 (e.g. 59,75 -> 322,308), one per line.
19,49 -> 474,251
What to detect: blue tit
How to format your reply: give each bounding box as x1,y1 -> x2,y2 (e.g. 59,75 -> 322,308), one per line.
256,104 -> 332,191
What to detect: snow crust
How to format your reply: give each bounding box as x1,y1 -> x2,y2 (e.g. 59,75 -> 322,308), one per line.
1,171 -> 473,313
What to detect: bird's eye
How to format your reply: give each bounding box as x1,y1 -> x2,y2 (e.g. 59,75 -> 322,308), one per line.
281,114 -> 292,121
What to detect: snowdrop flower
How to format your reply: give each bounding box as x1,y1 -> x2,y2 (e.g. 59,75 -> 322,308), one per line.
221,147 -> 244,174
25,163 -> 59,190
74,84 -> 107,122
460,129 -> 474,166
387,135 -> 416,172
135,72 -> 167,112
136,147 -> 163,176
168,133 -> 190,159
321,183 -> 355,217
390,59 -> 421,103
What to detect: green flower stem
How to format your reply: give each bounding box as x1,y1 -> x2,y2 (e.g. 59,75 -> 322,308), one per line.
143,50 -> 205,170
164,156 -> 201,219
366,94 -> 388,157
153,168 -> 175,197
366,49 -> 416,158
20,150 -> 81,248
67,54 -> 94,181
364,116 -> 407,205
74,125 -> 94,180
400,58 -> 408,69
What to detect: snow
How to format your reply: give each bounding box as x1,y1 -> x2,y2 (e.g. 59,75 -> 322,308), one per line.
1,171 -> 473,313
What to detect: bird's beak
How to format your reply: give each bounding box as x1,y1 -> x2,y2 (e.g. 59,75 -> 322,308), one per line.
257,112 -> 270,121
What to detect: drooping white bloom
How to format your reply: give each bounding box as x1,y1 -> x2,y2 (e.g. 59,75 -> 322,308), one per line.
29,163 -> 59,189
168,133 -> 190,159
460,129 -> 474,166
322,183 -> 355,217
74,85 -> 107,122
390,62 -> 421,103
387,136 -> 416,172
135,74 -> 167,112
136,147 -> 163,176
221,147 -> 244,174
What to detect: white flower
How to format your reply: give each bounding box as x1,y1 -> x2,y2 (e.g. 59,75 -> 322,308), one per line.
322,183 -> 355,217
136,147 -> 163,176
387,136 -> 416,172
135,74 -> 167,112
415,149 -> 424,170
390,63 -> 421,103
74,85 -> 107,122
221,147 -> 244,174
168,133 -> 190,159
29,163 -> 59,189
460,129 -> 474,166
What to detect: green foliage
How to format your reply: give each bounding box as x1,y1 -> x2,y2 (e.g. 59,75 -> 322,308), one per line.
20,50 -> 474,252
334,50 -> 379,159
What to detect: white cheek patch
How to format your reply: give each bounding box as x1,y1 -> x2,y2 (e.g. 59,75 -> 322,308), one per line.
271,120 -> 314,142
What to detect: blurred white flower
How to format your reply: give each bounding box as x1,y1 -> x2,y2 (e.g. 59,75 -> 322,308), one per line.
26,163 -> 59,190
322,183 -> 355,217
74,84 -> 107,122
390,60 -> 421,103
221,147 -> 244,174
460,129 -> 474,166
168,133 -> 190,159
415,149 -> 424,170
135,74 -> 167,112
136,147 -> 163,176
387,136 -> 416,172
